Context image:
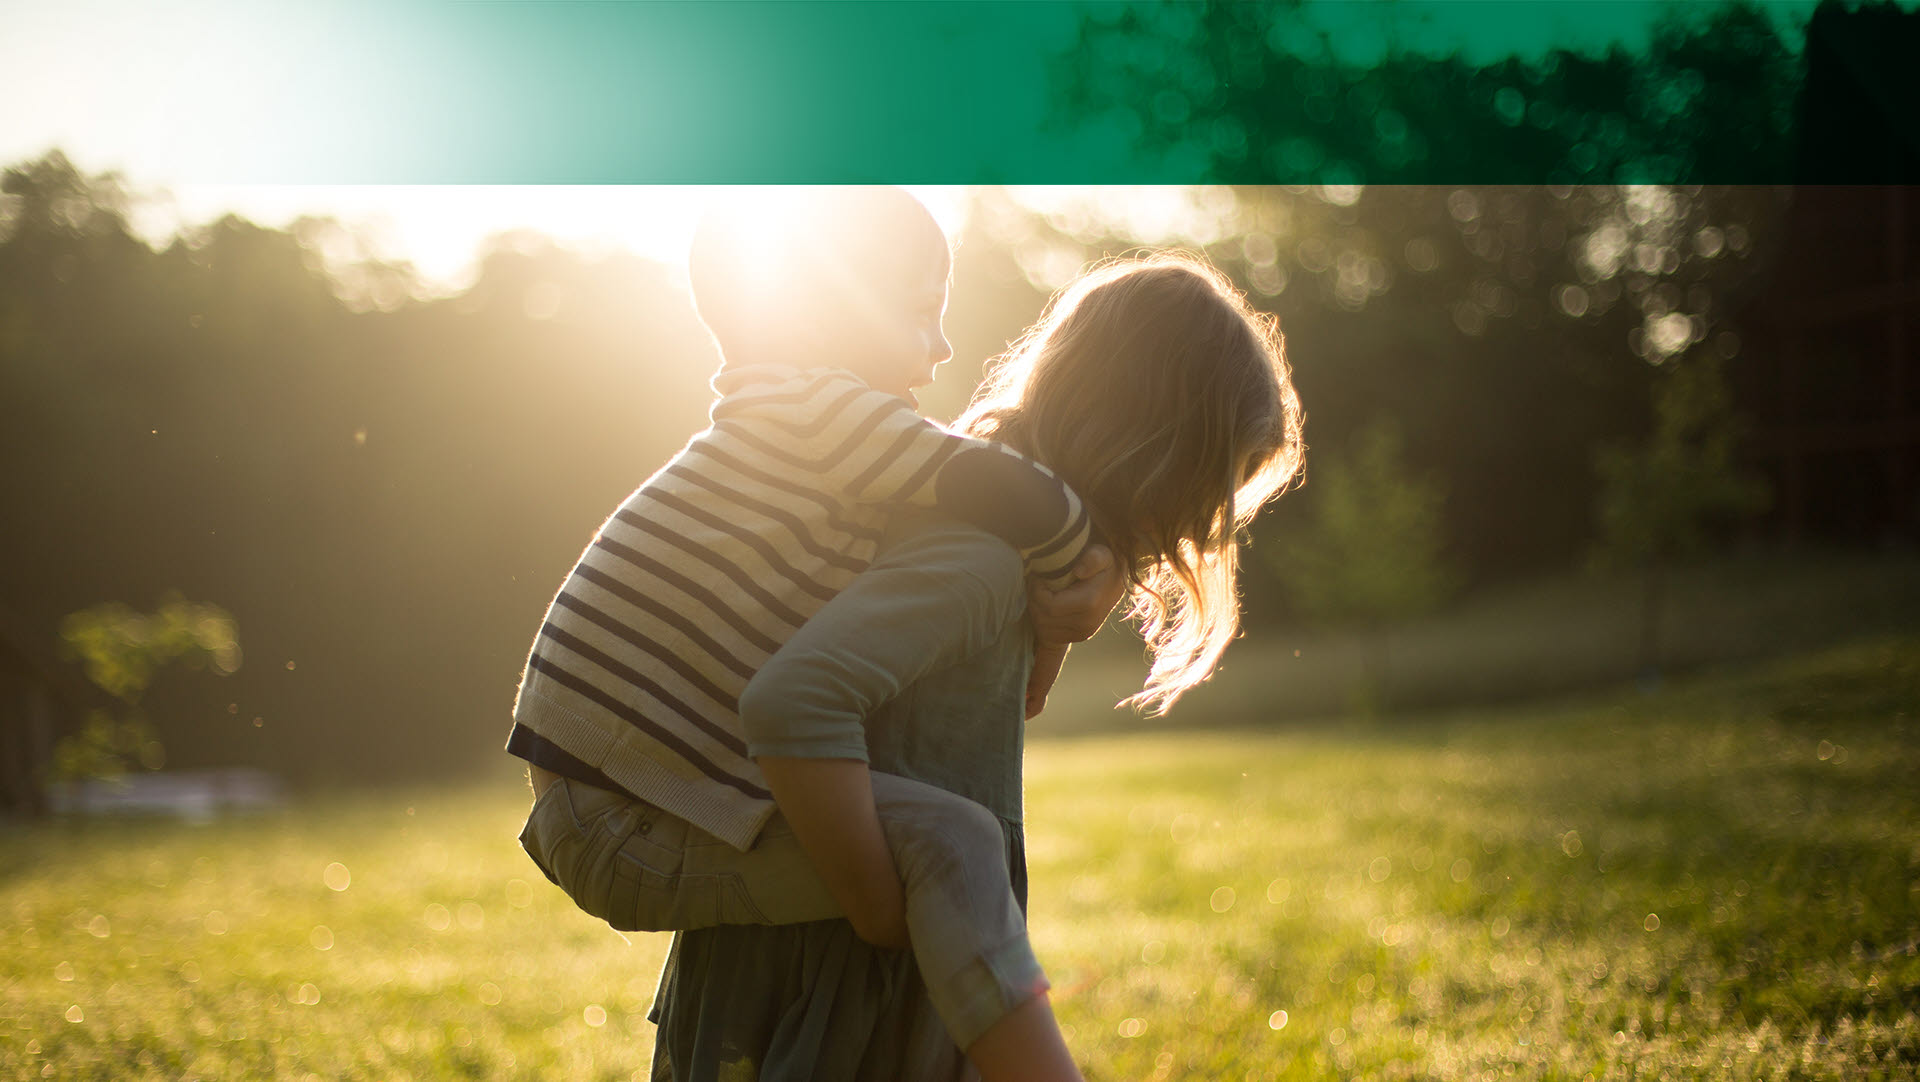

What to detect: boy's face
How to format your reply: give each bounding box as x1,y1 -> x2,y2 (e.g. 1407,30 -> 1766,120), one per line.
842,243 -> 953,405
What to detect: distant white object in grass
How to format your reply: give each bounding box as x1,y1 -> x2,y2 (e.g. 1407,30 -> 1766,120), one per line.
47,768 -> 283,822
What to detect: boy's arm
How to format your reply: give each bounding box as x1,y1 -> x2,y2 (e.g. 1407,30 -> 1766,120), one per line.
760,375 -> 1091,585
929,443 -> 1091,587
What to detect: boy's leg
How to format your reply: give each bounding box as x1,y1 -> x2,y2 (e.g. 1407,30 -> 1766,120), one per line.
621,767 -> 1049,1048
516,775 -> 839,933
522,771 -> 1048,1047
525,772 -> 862,932
680,770 -> 1049,1051
858,772 -> 1049,1051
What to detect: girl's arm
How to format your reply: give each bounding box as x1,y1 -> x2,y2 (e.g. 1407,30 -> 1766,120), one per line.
737,519 -> 1027,949
755,757 -> 908,949
1023,545 -> 1130,717
1024,643 -> 1071,721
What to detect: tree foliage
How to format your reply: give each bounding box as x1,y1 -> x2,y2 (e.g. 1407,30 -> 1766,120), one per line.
1591,354 -> 1770,570
53,595 -> 240,782
1049,0 -> 1802,183
1274,421 -> 1454,627
61,595 -> 241,703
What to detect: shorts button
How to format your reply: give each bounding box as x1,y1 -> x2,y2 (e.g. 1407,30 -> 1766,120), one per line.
638,820 -> 652,834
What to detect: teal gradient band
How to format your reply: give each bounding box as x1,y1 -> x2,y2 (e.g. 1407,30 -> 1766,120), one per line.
133,0 -> 1917,183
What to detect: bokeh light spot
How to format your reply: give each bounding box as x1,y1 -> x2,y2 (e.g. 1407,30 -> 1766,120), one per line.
506,878 -> 533,909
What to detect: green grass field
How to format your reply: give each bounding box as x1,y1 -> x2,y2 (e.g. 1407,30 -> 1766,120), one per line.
5,637 -> 1918,1080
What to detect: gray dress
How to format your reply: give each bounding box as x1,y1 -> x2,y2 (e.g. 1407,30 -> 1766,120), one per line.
647,513 -> 1035,1081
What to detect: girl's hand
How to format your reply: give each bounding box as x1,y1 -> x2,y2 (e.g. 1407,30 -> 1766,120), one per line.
1027,544 -> 1127,646
1025,642 -> 1070,719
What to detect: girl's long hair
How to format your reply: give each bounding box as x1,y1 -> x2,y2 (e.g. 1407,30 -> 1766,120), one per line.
958,252 -> 1305,714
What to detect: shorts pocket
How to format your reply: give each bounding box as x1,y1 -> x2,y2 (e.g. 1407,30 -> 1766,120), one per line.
606,866 -> 772,931
715,873 -> 772,925
605,812 -> 707,932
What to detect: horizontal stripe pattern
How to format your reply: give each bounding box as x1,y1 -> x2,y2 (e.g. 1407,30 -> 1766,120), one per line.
513,366 -> 1090,850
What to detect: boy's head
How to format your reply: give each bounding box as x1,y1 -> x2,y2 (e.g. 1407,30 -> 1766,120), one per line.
689,187 -> 953,400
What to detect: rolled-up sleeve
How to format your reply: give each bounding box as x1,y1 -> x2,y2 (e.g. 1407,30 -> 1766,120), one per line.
739,521 -> 1027,762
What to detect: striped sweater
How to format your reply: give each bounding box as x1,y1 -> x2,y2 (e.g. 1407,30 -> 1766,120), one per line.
508,365 -> 1089,850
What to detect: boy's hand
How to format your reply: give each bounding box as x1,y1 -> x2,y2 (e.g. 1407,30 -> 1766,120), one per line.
1028,544 -> 1127,647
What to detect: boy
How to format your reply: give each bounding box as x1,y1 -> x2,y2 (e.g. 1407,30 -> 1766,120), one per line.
508,188 -> 1104,848
508,190 -> 1116,1076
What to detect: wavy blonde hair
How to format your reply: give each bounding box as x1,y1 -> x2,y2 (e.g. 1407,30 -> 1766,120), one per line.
958,252 -> 1305,714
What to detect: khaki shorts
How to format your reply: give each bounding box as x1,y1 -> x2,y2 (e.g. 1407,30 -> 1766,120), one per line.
517,773 -> 1048,1049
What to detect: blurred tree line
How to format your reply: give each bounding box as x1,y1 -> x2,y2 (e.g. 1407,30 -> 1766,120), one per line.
0,151 -> 725,787
0,151 -> 1802,787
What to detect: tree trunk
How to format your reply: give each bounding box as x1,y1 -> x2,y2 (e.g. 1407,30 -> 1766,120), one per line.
1637,558 -> 1665,683
1358,622 -> 1393,717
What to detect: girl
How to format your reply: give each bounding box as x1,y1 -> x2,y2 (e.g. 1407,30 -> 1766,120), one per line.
647,251 -> 1307,1080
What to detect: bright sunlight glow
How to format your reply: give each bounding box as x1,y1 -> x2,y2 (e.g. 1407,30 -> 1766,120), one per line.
128,184 -> 971,297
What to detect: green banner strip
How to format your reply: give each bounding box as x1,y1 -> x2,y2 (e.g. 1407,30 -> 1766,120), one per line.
209,1 -> 1918,183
